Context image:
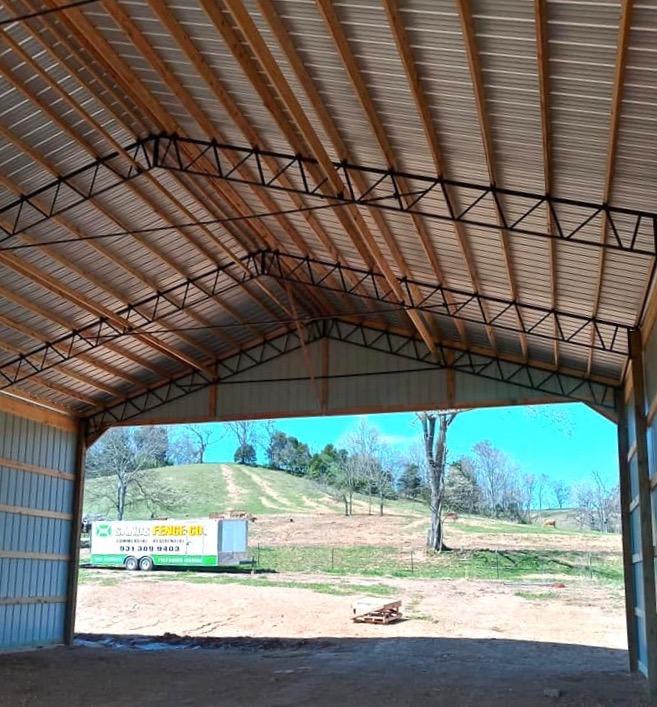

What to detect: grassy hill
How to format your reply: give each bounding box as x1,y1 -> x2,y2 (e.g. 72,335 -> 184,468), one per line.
83,462 -> 425,520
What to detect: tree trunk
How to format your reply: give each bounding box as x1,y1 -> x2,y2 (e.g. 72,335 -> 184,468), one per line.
117,478 -> 127,521
379,491 -> 384,516
343,495 -> 349,516
348,491 -> 353,516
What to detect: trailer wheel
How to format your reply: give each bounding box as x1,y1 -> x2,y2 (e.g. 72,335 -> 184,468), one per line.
138,556 -> 154,572
124,556 -> 138,571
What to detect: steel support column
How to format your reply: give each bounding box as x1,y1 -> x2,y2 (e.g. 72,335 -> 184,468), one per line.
616,387 -> 639,672
64,419 -> 87,645
629,329 -> 657,693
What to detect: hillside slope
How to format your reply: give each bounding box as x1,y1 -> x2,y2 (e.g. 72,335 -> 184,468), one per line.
83,463 -> 424,520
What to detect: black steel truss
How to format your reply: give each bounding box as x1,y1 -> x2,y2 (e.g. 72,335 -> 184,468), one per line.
85,318 -> 617,437
0,246 -> 632,392
0,259 -> 254,389
0,140 -> 151,243
253,250 -> 630,355
2,133 -> 656,257
148,134 -> 657,257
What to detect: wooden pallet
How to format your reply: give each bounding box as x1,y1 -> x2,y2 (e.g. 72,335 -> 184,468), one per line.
351,598 -> 402,625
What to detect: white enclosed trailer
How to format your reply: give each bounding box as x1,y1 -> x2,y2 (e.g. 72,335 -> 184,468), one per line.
90,518 -> 249,571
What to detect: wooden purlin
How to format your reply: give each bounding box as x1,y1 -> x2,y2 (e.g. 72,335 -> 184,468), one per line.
313,0 -> 459,346
146,0 -> 387,328
214,0 -> 437,355
0,30 -> 246,355
0,312 -> 121,397
456,0 -> 529,361
0,69 -> 223,376
0,335 -> 102,406
0,248 -> 213,378
56,0 -> 331,322
381,0 -> 496,352
107,0 -> 366,325
534,0 -> 559,369
0,280 -> 157,387
101,0 -> 331,319
586,0 -> 634,377
21,0 -> 298,326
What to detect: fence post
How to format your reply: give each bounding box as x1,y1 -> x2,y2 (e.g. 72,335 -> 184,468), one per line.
496,550 -> 500,580
331,547 -> 335,571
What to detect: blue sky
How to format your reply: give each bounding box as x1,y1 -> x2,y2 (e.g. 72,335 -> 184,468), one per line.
196,402 -> 618,487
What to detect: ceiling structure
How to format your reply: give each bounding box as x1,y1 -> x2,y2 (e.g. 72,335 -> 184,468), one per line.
0,0 -> 653,425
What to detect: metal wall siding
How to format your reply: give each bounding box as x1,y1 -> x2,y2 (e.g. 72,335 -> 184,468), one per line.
0,559 -> 68,600
0,409 -> 79,649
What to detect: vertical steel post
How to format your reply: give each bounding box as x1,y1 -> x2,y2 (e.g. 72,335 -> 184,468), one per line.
629,329 -> 657,694
616,388 -> 639,671
64,419 -> 88,646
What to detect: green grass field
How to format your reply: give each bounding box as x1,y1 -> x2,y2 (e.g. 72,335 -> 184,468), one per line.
83,462 -> 426,519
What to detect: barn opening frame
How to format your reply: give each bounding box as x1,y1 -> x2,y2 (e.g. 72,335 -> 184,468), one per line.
1,0 -> 657,700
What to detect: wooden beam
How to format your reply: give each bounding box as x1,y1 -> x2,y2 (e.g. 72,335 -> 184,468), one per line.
0,249 -> 213,377
146,0 -> 381,325
456,0 -> 529,360
211,0 -> 437,355
587,0 -> 634,376
0,35 -> 242,357
48,0 -> 317,321
0,391 -> 78,430
534,0 -> 559,368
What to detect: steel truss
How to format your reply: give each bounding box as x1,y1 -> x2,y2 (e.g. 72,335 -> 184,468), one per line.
85,319 -> 617,437
253,250 -> 630,355
0,140 -> 150,243
1,133 -> 656,257
0,259 -> 254,389
0,245 -> 631,390
148,134 -> 657,257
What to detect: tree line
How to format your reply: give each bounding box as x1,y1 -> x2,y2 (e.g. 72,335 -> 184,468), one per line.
85,417 -> 620,536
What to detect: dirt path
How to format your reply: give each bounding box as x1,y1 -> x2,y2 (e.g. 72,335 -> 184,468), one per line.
240,467 -> 295,510
220,464 -> 244,507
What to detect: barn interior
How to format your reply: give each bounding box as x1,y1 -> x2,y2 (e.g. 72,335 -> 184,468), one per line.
1,0 -> 657,704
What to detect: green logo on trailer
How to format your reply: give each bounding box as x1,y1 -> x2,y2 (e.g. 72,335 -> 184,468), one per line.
96,523 -> 112,537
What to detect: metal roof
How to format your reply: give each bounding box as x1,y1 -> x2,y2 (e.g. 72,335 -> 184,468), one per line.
0,0 -> 652,418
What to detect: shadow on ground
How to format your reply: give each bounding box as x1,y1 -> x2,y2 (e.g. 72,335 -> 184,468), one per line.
0,634 -> 648,706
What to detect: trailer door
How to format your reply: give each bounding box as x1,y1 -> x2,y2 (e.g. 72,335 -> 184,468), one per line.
218,520 -> 248,564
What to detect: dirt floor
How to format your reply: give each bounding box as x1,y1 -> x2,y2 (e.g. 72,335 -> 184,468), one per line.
1,636 -> 648,706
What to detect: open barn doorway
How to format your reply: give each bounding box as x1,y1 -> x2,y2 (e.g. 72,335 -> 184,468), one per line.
62,403 -> 647,705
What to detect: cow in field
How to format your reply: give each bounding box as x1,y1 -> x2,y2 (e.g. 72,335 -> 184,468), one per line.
444,512 -> 459,521
543,519 -> 557,528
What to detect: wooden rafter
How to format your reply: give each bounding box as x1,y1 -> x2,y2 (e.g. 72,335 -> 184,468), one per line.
102,0 -> 356,324
587,0 -> 634,376
211,0 -> 437,355
456,0 -> 530,360
49,0 -> 328,321
0,30 -> 245,356
381,0 -> 497,352
145,0 -> 385,327
534,0 -> 559,369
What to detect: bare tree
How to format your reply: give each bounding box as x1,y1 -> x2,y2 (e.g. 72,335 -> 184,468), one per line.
345,419 -> 381,514
552,480 -> 570,509
183,423 -> 218,464
418,410 -> 459,551
536,473 -> 550,517
574,471 -> 619,533
85,427 -> 180,520
226,420 -> 262,464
